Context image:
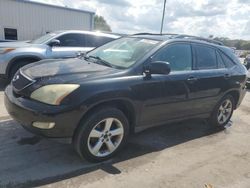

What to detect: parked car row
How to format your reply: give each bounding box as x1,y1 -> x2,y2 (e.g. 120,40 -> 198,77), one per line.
4,33 -> 248,162
243,54 -> 250,70
0,30 -> 121,81
247,70 -> 250,88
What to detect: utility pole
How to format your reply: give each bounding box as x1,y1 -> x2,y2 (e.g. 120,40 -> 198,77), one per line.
160,0 -> 166,34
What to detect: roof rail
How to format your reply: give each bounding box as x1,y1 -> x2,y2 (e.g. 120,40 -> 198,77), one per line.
132,33 -> 224,46
174,34 -> 224,45
132,32 -> 178,36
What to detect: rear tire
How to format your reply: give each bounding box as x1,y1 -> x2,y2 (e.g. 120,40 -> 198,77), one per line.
73,107 -> 129,162
209,95 -> 235,127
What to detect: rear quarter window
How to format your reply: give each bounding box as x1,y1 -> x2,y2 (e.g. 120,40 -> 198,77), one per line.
220,47 -> 240,65
220,52 -> 236,68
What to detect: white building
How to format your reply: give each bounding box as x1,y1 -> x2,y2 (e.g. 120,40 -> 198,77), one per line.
0,0 -> 95,41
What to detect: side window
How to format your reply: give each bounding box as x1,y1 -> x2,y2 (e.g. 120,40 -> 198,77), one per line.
194,45 -> 217,69
153,43 -> 192,71
57,34 -> 86,47
85,35 -> 96,47
220,52 -> 235,68
86,35 -> 114,47
216,51 -> 226,68
96,37 -> 114,47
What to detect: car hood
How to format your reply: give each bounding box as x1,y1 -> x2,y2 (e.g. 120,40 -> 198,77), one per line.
0,41 -> 33,48
21,58 -> 120,82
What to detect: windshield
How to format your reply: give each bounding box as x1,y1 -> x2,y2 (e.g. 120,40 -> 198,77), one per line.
30,32 -> 58,44
87,37 -> 160,69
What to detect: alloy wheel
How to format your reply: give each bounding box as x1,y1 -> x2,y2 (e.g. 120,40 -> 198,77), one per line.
87,118 -> 124,157
217,99 -> 233,125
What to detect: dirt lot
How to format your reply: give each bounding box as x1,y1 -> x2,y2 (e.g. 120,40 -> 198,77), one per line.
0,82 -> 249,188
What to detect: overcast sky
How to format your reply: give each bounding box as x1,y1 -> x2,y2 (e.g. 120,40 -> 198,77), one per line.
30,0 -> 250,39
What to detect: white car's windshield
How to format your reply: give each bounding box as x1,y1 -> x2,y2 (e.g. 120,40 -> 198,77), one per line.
87,37 -> 160,69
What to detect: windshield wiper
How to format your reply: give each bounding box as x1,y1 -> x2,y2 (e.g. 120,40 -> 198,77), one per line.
85,55 -> 113,68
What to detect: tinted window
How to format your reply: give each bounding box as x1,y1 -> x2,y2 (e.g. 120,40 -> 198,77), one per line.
216,51 -> 226,68
153,44 -> 192,71
195,45 -> 217,69
221,47 -> 240,64
86,35 -> 115,47
220,52 -> 235,68
57,34 -> 85,47
4,28 -> 17,40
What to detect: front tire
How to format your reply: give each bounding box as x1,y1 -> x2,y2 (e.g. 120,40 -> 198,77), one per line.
73,107 -> 129,162
209,95 -> 235,127
9,59 -> 38,82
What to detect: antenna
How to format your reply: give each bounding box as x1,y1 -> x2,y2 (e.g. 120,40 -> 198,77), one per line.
160,0 -> 167,34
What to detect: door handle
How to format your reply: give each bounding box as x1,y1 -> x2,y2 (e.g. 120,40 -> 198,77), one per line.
187,76 -> 198,82
224,73 -> 231,79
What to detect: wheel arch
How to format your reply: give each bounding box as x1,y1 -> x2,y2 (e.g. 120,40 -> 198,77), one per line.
74,99 -> 137,139
223,90 -> 240,109
6,55 -> 42,77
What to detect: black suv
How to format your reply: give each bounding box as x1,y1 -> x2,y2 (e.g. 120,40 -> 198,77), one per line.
4,34 -> 248,162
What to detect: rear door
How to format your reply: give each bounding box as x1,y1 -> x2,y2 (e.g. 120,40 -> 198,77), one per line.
186,43 -> 229,114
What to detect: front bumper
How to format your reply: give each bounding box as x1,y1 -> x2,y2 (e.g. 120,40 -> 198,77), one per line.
4,85 -> 84,139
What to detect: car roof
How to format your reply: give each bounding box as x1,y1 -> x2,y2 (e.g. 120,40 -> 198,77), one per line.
52,30 -> 121,38
130,33 -> 239,61
131,33 -> 224,46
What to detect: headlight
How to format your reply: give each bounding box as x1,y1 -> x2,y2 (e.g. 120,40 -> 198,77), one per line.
0,48 -> 15,54
30,84 -> 80,105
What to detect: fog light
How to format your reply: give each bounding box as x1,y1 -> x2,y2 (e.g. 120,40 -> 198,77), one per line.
32,122 -> 55,129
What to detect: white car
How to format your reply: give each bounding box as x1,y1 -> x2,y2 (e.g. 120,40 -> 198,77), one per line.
0,30 -> 121,81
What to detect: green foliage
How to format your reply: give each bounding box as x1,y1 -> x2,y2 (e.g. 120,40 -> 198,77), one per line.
213,37 -> 250,50
94,15 -> 112,32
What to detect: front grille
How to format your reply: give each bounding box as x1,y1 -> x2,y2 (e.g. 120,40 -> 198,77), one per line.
12,70 -> 34,91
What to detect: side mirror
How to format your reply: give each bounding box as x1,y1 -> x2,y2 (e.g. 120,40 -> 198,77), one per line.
48,39 -> 60,47
144,61 -> 171,77
76,51 -> 86,58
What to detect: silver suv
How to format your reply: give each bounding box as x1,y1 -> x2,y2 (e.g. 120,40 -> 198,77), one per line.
0,30 -> 120,81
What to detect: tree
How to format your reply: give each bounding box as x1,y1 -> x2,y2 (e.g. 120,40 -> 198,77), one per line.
94,15 -> 112,32
213,37 -> 250,50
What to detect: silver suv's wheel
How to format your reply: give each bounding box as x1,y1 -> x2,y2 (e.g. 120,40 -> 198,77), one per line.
209,95 -> 235,127
74,107 -> 129,162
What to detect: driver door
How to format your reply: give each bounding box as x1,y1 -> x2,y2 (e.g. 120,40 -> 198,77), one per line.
139,43 -> 195,128
48,33 -> 93,58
